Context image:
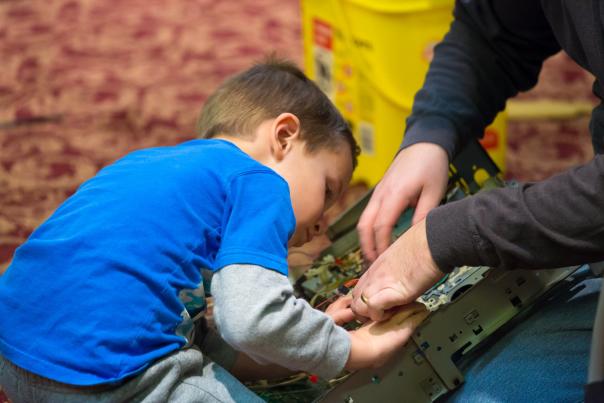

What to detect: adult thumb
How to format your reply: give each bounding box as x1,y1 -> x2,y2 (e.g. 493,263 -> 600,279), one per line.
366,287 -> 412,320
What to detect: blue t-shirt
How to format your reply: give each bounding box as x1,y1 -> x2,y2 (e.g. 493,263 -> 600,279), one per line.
0,139 -> 296,385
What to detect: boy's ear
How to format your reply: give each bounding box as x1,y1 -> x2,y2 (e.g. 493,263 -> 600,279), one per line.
270,113 -> 301,161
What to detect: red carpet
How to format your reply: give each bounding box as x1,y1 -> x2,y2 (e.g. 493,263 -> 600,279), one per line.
0,3 -> 597,270
0,0 -> 302,272
0,2 -> 599,400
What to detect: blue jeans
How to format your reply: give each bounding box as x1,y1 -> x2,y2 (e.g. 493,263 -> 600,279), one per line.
444,268 -> 601,403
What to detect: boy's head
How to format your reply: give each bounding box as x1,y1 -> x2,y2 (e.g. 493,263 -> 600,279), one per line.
196,58 -> 358,167
197,58 -> 360,246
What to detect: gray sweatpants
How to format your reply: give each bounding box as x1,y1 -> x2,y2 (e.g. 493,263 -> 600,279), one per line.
0,345 -> 263,403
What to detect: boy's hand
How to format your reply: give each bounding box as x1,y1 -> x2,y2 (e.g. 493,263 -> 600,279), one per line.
325,294 -> 356,325
345,302 -> 429,370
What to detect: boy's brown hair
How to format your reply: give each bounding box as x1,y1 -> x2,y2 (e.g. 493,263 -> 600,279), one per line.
196,58 -> 359,168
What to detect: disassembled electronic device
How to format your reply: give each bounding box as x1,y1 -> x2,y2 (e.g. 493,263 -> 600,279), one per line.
318,265 -> 578,402
251,141 -> 581,402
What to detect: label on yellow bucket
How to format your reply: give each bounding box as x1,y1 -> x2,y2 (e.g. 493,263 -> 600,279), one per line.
312,18 -> 335,98
302,0 -> 507,186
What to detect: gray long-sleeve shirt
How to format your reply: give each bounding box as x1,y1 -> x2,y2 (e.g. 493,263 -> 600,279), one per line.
210,264 -> 350,380
401,0 -> 604,273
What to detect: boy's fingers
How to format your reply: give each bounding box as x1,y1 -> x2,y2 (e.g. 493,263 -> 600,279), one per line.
331,308 -> 356,325
339,294 -> 353,306
328,295 -> 351,310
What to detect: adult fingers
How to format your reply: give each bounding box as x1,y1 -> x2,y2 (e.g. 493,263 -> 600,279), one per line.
330,308 -> 356,326
361,287 -> 412,322
389,301 -> 429,321
350,295 -> 370,320
357,192 -> 383,262
393,309 -> 430,338
393,308 -> 430,330
411,180 -> 447,226
373,193 -> 411,257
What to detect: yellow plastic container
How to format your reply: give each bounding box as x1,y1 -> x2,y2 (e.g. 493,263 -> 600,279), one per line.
302,0 -> 506,185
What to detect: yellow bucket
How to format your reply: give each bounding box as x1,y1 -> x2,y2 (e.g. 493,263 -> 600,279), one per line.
302,0 -> 506,185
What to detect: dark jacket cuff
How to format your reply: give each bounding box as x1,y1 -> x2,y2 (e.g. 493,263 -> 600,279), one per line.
585,380 -> 604,403
402,115 -> 459,160
426,200 -> 485,273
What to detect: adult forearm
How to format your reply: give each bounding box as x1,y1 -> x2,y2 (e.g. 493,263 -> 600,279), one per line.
403,0 -> 559,158
427,155 -> 604,271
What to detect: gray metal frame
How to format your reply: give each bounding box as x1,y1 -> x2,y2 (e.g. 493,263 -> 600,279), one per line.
319,265 -> 579,402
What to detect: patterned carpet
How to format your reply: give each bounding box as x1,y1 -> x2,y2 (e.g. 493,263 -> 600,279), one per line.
0,0 -> 303,273
0,0 -> 597,272
0,1 -> 599,400
507,52 -> 596,181
0,2 -> 599,274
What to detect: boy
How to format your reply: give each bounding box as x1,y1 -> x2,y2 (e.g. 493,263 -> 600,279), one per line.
0,59 -> 428,402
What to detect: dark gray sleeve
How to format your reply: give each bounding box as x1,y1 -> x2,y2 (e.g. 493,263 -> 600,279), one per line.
427,155 -> 604,272
402,0 -> 560,159
210,264 -> 350,379
585,380 -> 604,403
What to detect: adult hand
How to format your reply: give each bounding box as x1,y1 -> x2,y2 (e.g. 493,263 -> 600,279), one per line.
324,294 -> 355,325
357,143 -> 449,262
351,218 -> 444,322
